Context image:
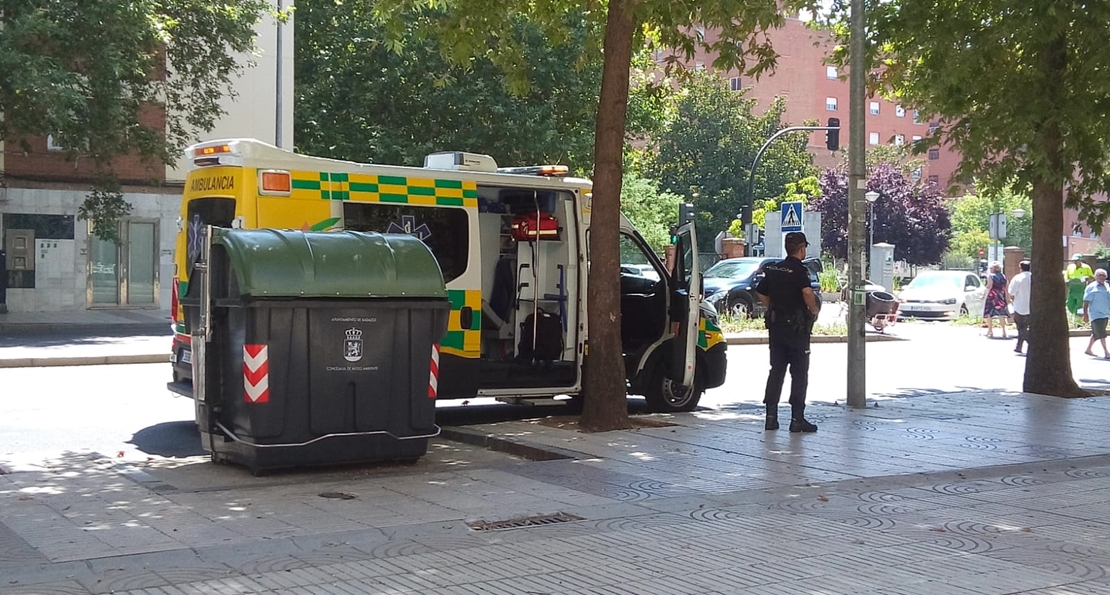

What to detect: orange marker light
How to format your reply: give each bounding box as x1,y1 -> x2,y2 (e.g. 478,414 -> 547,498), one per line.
195,144 -> 232,157
260,171 -> 291,194
540,165 -> 569,176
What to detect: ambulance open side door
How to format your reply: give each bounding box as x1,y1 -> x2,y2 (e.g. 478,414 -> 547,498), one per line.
670,223 -> 700,388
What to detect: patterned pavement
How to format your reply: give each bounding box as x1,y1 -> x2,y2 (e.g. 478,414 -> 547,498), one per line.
4,388 -> 1110,594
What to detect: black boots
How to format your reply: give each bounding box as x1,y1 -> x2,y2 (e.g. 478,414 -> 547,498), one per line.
789,418 -> 818,433
765,413 -> 818,433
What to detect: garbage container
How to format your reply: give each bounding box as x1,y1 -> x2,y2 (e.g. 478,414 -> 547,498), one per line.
866,290 -> 898,318
185,228 -> 450,473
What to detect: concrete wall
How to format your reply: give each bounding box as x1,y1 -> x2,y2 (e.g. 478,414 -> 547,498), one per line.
168,5 -> 295,179
1,188 -> 179,313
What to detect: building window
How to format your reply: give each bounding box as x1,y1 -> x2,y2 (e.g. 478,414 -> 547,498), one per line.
894,134 -> 905,146
826,66 -> 838,80
928,148 -> 940,160
694,61 -> 705,72
1073,223 -> 1083,237
912,135 -> 922,142
912,167 -> 922,181
895,106 -> 906,118
826,97 -> 838,111
729,77 -> 743,92
913,109 -> 922,124
929,122 -> 940,134
869,101 -> 880,116
653,49 -> 665,62
927,175 -> 939,184
695,26 -> 706,41
869,132 -> 879,145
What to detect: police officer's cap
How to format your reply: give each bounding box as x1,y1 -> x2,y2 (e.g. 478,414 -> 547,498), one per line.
785,232 -> 809,252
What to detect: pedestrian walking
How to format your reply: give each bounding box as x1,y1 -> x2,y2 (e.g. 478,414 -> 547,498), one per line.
1007,260 -> 1031,354
1083,268 -> 1110,359
755,232 -> 820,433
1067,253 -> 1094,317
983,262 -> 1009,339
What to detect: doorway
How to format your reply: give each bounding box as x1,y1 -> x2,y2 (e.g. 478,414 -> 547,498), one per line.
88,219 -> 159,307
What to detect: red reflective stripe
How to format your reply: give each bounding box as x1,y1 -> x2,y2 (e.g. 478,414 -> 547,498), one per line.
428,344 -> 440,398
243,345 -> 270,403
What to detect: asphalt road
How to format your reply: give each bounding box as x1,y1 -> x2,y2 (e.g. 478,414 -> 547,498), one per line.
2,322 -> 1107,469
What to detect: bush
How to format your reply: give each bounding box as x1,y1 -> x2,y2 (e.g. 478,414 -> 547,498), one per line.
941,251 -> 976,271
818,267 -> 841,293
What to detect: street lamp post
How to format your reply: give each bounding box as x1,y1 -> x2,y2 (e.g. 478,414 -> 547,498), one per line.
846,0 -> 868,408
866,191 -> 879,249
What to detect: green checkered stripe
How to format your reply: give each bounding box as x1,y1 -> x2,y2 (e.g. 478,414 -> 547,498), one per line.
290,171 -> 478,206
699,316 -> 723,349
439,289 -> 481,358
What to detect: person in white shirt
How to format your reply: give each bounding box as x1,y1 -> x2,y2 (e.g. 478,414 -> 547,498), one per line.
1007,261 -> 1032,354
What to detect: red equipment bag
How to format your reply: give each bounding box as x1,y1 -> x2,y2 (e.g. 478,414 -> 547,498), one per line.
511,211 -> 559,241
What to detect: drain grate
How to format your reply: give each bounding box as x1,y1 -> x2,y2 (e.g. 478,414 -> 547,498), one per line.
319,492 -> 358,500
467,512 -> 584,531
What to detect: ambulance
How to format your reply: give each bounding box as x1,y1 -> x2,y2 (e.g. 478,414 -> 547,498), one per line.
167,139 -> 726,412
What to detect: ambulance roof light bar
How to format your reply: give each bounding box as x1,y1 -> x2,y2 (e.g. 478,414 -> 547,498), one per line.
496,165 -> 570,177
423,151 -> 498,173
189,141 -> 243,167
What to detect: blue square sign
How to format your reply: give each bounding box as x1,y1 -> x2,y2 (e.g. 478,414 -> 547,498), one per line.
781,201 -> 804,232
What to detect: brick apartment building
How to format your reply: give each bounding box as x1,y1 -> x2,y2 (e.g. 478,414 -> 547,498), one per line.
0,15 -> 294,314
688,15 -> 1108,260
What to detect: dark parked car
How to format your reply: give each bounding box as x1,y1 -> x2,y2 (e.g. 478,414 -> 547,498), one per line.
703,256 -> 822,318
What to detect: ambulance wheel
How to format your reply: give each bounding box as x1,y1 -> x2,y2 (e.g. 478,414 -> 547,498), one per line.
645,358 -> 703,413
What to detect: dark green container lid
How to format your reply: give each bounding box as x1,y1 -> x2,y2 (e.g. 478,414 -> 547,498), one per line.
212,229 -> 446,298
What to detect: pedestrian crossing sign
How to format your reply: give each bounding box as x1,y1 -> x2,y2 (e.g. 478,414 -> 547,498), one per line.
781,201 -> 804,232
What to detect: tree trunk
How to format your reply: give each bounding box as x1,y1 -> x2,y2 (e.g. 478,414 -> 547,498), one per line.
1024,178 -> 1085,397
1023,33 -> 1085,397
579,0 -> 635,432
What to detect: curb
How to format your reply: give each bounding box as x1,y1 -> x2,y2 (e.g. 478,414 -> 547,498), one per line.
0,353 -> 168,369
439,426 -> 583,461
725,333 -> 905,345
0,322 -> 171,335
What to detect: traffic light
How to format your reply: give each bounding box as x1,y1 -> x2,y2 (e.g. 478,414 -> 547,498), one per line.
679,203 -> 695,225
826,117 -> 840,151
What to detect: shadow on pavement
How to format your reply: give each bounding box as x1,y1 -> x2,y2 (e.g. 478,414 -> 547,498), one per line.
0,328 -> 170,348
128,421 -> 206,458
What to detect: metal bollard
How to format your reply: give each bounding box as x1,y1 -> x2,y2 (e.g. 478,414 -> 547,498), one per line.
0,249 -> 7,314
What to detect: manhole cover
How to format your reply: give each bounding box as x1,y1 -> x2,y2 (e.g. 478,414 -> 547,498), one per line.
467,512 -> 584,531
318,492 -> 358,500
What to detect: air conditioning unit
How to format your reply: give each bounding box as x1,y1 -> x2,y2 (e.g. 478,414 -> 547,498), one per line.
423,151 -> 498,173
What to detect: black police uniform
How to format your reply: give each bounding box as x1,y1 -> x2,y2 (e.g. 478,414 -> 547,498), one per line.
755,255 -> 816,424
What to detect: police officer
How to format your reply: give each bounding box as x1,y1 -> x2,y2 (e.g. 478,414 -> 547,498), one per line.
755,232 -> 820,433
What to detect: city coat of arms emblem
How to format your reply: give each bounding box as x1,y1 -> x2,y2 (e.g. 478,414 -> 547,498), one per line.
344,328 -> 364,362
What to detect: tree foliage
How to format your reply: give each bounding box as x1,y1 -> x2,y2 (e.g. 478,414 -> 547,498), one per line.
948,185 -> 1033,259
0,0 -> 276,239
620,174 -> 683,254
1,0 -> 272,164
295,2 -> 603,172
371,0 -> 816,431
811,162 -> 950,266
754,175 -> 820,230
824,0 -> 1104,396
642,75 -> 816,251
